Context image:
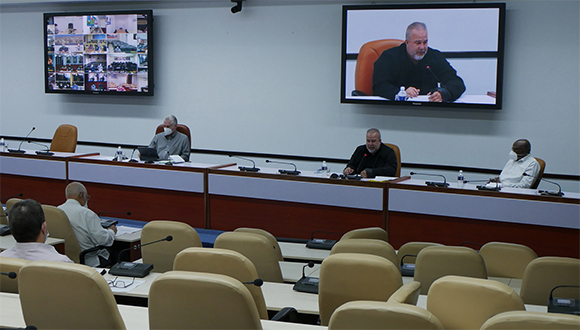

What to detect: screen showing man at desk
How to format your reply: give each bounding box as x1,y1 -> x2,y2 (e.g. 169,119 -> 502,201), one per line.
343,128 -> 398,178
58,182 -> 116,267
0,199 -> 73,263
372,22 -> 466,103
489,139 -> 540,189
148,115 -> 190,162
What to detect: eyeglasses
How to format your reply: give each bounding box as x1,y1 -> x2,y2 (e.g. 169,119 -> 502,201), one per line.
107,276 -> 134,288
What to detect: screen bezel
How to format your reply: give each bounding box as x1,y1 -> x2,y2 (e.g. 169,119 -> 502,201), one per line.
340,3 -> 506,109
44,9 -> 154,96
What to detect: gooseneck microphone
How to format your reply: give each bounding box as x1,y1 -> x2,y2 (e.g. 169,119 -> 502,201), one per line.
230,155 -> 260,172
301,261 -> 315,278
28,141 -> 54,156
242,279 -> 264,287
1,272 -> 17,279
2,193 -> 23,204
116,235 -> 173,262
409,172 -> 449,187
8,127 -> 35,153
98,211 -> 132,217
426,66 -> 442,88
265,160 -> 300,175
524,173 -> 564,196
128,148 -> 139,163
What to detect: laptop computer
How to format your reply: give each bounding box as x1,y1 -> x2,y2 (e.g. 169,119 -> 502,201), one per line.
137,147 -> 158,163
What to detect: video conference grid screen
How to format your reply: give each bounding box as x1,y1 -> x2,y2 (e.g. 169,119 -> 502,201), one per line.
341,3 -> 505,109
44,11 -> 153,96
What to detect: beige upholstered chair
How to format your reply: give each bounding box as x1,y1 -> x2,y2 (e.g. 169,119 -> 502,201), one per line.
173,247 -> 269,320
480,310 -> 580,330
149,271 -> 262,330
387,280 -> 421,305
0,257 -> 30,293
414,246 -> 487,294
234,227 -> 283,261
328,301 -> 444,330
340,227 -> 388,242
5,198 -> 22,214
42,204 -> 83,263
19,260 -> 125,329
0,205 -> 7,225
330,238 -> 399,270
214,231 -> 283,283
141,220 -> 202,273
50,124 -> 78,153
426,275 -> 525,330
520,256 -> 580,306
479,241 -> 537,278
318,253 -> 403,326
397,241 -> 444,266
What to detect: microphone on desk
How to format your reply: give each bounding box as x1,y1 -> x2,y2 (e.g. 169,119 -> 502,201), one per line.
548,285 -> 580,314
409,172 -> 449,187
265,160 -> 300,175
28,141 -> 54,156
400,254 -> 418,277
109,235 -> 173,278
116,235 -> 173,262
523,173 -> 564,196
8,127 -> 35,153
128,148 -> 139,163
229,155 -> 260,172
1,272 -> 17,279
301,261 -> 315,279
242,278 -> 264,287
98,211 -> 131,217
2,193 -> 23,204
293,261 -> 319,294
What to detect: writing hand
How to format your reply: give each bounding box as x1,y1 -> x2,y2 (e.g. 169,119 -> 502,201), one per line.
405,87 -> 420,98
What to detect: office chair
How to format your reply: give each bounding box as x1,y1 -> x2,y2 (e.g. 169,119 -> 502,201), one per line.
18,261 -> 125,329
426,275 -> 525,330
155,124 -> 192,149
384,143 -> 401,177
352,39 -> 404,96
340,227 -> 388,242
41,205 -> 83,263
149,271 -> 263,330
387,280 -> 421,305
328,301 -> 444,330
5,198 -> 22,214
214,231 -> 283,283
49,124 -> 78,153
479,241 -> 537,278
0,257 -> 30,293
397,242 -> 444,266
234,227 -> 283,261
330,238 -> 399,270
414,246 -> 487,294
480,310 -> 580,330
141,220 -> 202,273
318,253 -> 404,326
520,256 -> 580,306
530,157 -> 546,189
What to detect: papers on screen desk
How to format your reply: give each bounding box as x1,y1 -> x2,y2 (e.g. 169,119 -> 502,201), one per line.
369,176 -> 398,182
115,225 -> 141,237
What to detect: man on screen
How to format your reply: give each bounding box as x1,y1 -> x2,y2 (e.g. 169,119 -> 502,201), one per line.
149,115 -> 190,162
343,128 -> 398,178
372,22 -> 466,102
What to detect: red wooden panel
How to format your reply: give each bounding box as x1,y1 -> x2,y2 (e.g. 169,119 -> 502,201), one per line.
0,174 -> 67,206
388,211 -> 580,258
209,195 -> 384,240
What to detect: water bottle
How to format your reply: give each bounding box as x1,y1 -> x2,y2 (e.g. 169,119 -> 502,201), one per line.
395,86 -> 407,101
0,138 -> 6,152
115,146 -> 123,161
457,170 -> 465,188
321,161 -> 329,177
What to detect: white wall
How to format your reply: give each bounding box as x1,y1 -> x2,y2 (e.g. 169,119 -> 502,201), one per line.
1,0 -> 578,192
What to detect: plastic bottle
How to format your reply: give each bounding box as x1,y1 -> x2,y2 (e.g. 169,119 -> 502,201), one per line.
115,146 -> 123,161
0,138 -> 6,152
321,161 -> 329,177
395,86 -> 407,101
457,170 -> 465,188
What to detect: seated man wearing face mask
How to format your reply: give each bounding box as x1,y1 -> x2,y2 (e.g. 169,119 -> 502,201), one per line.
58,182 -> 117,267
489,139 -> 540,188
148,114 -> 190,162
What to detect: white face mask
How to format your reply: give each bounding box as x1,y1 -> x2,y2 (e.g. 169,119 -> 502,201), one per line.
163,127 -> 172,136
508,150 -> 518,161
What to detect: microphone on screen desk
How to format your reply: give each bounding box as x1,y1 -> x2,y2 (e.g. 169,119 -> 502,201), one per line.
8,127 -> 35,153
229,155 -> 260,172
409,172 -> 449,187
265,160 -> 300,175
426,66 -> 452,102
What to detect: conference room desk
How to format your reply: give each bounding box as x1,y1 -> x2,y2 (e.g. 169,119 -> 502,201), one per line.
279,242 -> 331,263
387,179 -> 580,258
0,235 -> 65,254
112,226 -> 143,261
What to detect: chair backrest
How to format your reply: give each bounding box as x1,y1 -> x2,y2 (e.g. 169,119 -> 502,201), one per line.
173,247 -> 268,319
0,205 -> 7,225
330,238 -> 398,270
387,281 -> 422,305
149,271 -> 262,330
42,204 -> 82,263
0,257 -> 30,293
354,39 -> 405,96
19,260 -> 125,329
318,253 -> 403,326
479,241 -> 537,278
234,227 -> 283,261
328,301 -> 444,330
397,242 -> 444,265
141,220 -> 202,273
531,157 -> 546,189
384,143 -> 401,177
214,232 -> 283,283
426,275 -> 525,330
50,124 -> 78,152
414,246 -> 487,294
480,310 -> 580,330
340,227 -> 388,242
520,256 -> 580,305
5,198 -> 22,214
155,124 -> 192,149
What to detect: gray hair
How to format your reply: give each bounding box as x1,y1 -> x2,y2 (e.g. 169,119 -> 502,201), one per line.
164,115 -> 178,126
405,22 -> 427,41
366,128 -> 381,139
65,181 -> 87,198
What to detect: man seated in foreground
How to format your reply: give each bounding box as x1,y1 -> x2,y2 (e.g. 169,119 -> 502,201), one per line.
0,199 -> 72,263
343,128 -> 398,178
489,139 -> 540,188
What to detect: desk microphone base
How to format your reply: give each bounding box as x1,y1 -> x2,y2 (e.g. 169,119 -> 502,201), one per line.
426,181 -> 449,187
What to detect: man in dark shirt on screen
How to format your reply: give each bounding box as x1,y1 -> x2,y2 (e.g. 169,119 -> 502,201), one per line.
343,128 -> 398,178
372,22 -> 465,102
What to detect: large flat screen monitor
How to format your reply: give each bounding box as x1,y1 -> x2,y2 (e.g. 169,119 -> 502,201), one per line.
44,10 -> 154,96
341,3 -> 505,109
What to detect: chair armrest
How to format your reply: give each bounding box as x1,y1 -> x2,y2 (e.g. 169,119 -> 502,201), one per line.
270,307 -> 299,322
79,245 -> 109,265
